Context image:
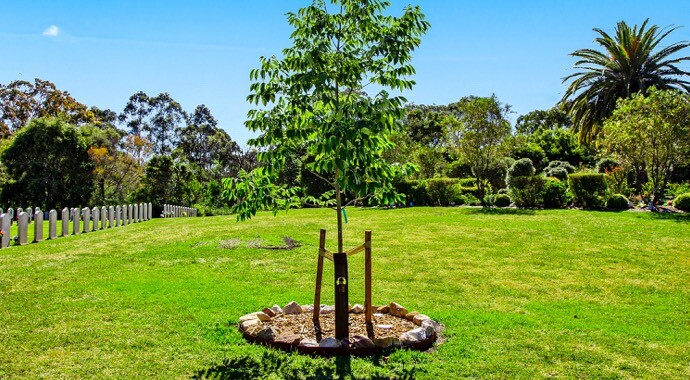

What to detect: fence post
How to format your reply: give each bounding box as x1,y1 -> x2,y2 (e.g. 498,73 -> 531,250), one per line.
115,205 -> 121,227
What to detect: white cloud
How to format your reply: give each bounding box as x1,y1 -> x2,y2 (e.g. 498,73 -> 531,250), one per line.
42,25 -> 59,37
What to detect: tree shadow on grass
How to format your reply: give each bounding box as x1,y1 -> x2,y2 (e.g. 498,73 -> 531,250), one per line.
192,350 -> 419,380
636,210 -> 690,223
463,207 -> 536,216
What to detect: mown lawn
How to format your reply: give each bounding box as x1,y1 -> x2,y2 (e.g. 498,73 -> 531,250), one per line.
1,207 -> 689,379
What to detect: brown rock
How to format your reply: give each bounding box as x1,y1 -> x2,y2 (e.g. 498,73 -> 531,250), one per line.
239,313 -> 259,323
271,304 -> 283,315
240,319 -> 261,332
255,326 -> 280,341
283,301 -> 303,315
302,304 -> 314,313
405,311 -> 420,321
389,302 -> 408,317
275,333 -> 301,345
350,304 -> 364,314
352,334 -> 375,348
262,307 -> 276,317
413,314 -> 430,326
255,312 -> 272,322
375,305 -> 390,313
319,305 -> 335,315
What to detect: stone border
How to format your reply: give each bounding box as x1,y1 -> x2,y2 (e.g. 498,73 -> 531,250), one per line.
238,301 -> 440,356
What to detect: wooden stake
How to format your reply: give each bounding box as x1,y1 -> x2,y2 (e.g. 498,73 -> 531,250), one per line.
365,230 -> 372,325
313,229 -> 326,323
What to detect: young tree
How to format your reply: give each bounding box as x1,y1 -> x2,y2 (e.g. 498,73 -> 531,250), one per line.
601,88 -> 690,200
447,95 -> 512,205
223,0 -> 428,339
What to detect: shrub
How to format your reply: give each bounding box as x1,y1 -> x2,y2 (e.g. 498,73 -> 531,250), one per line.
544,160 -> 575,181
394,180 -> 428,206
597,157 -> 620,173
512,142 -> 547,171
673,193 -> 690,211
494,193 -> 511,207
667,182 -> 690,198
543,177 -> 570,208
409,180 -> 429,206
568,173 -> 607,209
508,176 -> 545,208
426,178 -> 459,206
606,194 -> 630,210
446,160 -> 473,178
506,158 -> 535,183
456,177 -> 480,198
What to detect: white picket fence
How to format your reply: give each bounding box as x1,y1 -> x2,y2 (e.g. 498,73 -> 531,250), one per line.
0,202 -> 196,249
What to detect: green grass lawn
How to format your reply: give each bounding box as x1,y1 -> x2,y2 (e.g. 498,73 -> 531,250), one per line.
1,207 -> 689,379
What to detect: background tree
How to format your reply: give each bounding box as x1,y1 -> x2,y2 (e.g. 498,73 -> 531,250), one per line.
223,0 -> 428,339
515,105 -> 571,135
136,155 -> 196,211
119,91 -> 153,163
562,19 -> 690,143
0,78 -> 95,135
0,117 -> 93,209
601,88 -> 690,200
147,93 -> 186,155
447,95 -> 512,205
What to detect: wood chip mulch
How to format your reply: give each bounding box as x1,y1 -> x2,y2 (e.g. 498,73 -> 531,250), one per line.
268,312 -> 416,341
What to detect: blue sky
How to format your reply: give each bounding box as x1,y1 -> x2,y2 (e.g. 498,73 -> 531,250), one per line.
1,1 -> 689,146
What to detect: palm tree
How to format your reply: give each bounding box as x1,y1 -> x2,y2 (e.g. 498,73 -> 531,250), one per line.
562,19 -> 690,143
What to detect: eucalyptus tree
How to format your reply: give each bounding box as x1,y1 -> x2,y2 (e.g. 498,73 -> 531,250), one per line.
562,19 -> 690,143
223,0 -> 429,339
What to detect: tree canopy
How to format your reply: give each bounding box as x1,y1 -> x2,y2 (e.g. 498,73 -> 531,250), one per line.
562,19 -> 690,143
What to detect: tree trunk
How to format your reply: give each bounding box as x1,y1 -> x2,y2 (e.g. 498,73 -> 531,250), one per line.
333,175 -> 349,340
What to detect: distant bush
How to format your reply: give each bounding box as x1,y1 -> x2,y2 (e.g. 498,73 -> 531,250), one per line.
446,160 -> 473,178
426,178 -> 459,206
673,193 -> 690,211
667,182 -> 690,198
509,176 -> 546,208
506,158 -> 535,182
512,142 -> 547,171
597,157 -> 620,173
544,161 -> 575,181
494,193 -> 511,207
569,173 -> 607,209
606,194 -> 630,210
542,177 -> 570,208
